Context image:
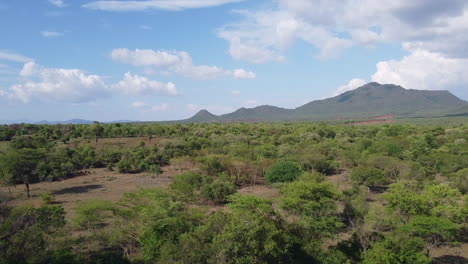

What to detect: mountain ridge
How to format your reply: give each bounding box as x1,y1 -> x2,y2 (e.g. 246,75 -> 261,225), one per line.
184,82 -> 468,123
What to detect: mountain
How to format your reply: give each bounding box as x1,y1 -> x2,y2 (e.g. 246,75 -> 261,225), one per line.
35,119 -> 95,125
187,110 -> 220,122
184,82 -> 468,122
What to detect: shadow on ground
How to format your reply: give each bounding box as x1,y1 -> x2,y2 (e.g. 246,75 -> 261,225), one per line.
53,184 -> 103,195
432,256 -> 468,264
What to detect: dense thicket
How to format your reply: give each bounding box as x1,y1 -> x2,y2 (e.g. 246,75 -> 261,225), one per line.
0,122 -> 467,263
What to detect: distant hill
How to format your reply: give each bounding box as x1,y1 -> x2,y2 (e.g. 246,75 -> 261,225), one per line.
184,82 -> 468,122
35,119 -> 95,125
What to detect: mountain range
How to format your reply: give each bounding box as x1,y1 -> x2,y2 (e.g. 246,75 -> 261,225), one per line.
184,82 -> 468,123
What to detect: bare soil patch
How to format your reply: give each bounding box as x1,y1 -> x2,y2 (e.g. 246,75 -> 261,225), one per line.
0,167 -> 178,218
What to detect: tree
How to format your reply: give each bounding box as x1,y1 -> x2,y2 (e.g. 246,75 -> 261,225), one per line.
384,182 -> 429,222
280,180 -> 343,240
265,160 -> 302,183
0,148 -> 45,198
350,166 -> 390,187
0,205 -> 66,264
213,195 -> 294,263
202,174 -> 237,204
398,216 -> 459,256
362,236 -> 431,264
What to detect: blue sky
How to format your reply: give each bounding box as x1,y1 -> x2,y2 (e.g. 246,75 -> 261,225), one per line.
1,0 -> 468,122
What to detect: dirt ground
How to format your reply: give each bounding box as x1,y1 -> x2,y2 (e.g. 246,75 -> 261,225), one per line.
0,166 -> 183,218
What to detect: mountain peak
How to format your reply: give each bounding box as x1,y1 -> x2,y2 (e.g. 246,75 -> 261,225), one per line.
186,109 -> 219,122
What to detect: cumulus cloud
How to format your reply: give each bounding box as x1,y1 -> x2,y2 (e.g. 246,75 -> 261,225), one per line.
41,31 -> 64,38
8,62 -> 108,103
334,78 -> 367,96
4,62 -> 179,103
83,0 -> 245,12
113,72 -> 178,96
49,0 -> 65,7
371,50 -> 468,92
219,0 -> 468,62
337,49 -> 468,96
111,48 -> 256,80
232,68 -> 256,79
0,50 -> 32,63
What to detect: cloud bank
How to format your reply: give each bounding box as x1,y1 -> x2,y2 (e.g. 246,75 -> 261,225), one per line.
111,48 -> 256,79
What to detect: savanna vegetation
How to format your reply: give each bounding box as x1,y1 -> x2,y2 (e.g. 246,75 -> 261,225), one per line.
0,121 -> 467,263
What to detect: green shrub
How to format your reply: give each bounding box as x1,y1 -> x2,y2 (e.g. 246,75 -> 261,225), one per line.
149,164 -> 162,175
73,200 -> 114,230
313,159 -> 337,175
116,159 -> 132,173
350,166 -> 389,186
170,171 -> 204,200
40,192 -> 56,205
202,175 -> 237,204
265,160 -> 302,183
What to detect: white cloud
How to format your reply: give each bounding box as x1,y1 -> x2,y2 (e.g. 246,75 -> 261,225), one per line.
111,48 -> 180,67
83,0 -> 245,12
230,90 -> 241,95
0,50 -> 32,63
49,0 -> 65,7
338,49 -> 468,96
111,48 -> 256,80
8,62 -> 108,103
4,63 -> 179,103
0,90 -> 5,97
131,101 -> 147,108
232,68 -> 256,79
334,78 -> 367,95
371,50 -> 468,92
218,0 -> 468,62
41,31 -> 64,38
113,72 -> 178,96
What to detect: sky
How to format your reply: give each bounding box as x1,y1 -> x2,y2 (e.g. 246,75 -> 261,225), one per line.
1,0 -> 468,122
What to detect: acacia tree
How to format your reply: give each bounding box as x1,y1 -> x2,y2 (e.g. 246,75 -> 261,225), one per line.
0,148 -> 45,198
398,216 -> 459,256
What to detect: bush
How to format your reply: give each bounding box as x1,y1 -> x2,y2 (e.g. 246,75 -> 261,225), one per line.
170,171 -> 204,200
40,192 -> 56,205
313,159 -> 337,175
265,160 -> 302,183
202,175 -> 237,204
149,164 -> 162,175
116,159 -> 132,173
73,200 -> 114,230
350,166 -> 389,186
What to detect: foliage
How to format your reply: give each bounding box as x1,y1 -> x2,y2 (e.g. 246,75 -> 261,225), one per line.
0,205 -> 66,264
362,236 -> 431,264
350,166 -> 390,186
202,174 -> 237,204
265,160 -> 303,183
